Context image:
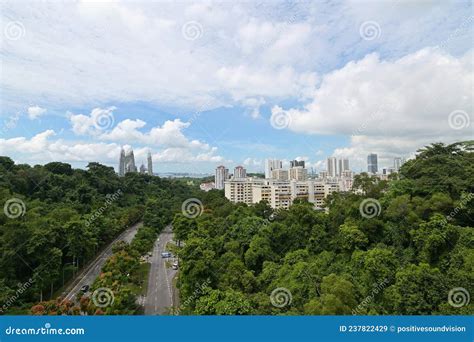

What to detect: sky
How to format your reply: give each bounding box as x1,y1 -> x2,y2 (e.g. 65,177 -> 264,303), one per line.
0,0 -> 472,174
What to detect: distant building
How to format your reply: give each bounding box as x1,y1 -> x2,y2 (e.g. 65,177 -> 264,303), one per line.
233,166 -> 247,179
289,166 -> 308,181
367,153 -> 378,174
265,159 -> 283,179
271,168 -> 289,181
118,147 -> 137,176
393,157 -> 403,172
290,160 -> 305,168
200,182 -> 215,192
215,165 -> 229,190
147,151 -> 153,175
327,157 -> 338,177
119,147 -> 153,176
338,158 -> 350,175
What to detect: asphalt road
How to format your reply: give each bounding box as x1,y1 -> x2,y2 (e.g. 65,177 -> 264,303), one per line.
144,225 -> 178,315
62,222 -> 142,301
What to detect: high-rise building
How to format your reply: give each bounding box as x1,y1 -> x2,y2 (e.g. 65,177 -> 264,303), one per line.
265,159 -> 283,179
147,151 -> 153,175
233,166 -> 247,179
338,158 -> 349,175
327,157 -> 337,177
393,157 -> 403,172
367,153 -> 378,174
271,169 -> 289,181
215,165 -> 229,190
289,166 -> 308,181
118,147 -> 137,176
290,160 -> 305,168
139,163 -> 146,174
119,147 -> 126,176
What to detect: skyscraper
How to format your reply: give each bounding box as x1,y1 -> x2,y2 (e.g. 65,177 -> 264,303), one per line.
118,147 -> 137,176
265,159 -> 283,179
393,157 -> 403,172
215,165 -> 229,190
327,157 -> 337,177
339,158 -> 349,175
367,153 -> 378,174
147,151 -> 153,175
233,166 -> 247,179
119,147 -> 126,176
290,160 -> 305,168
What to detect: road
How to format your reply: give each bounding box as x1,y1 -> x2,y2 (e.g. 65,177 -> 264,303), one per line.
144,225 -> 178,315
62,222 -> 142,301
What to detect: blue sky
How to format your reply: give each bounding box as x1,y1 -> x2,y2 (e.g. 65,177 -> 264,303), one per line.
0,0 -> 472,173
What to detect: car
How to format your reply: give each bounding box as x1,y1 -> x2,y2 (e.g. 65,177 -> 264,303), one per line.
147,252 -> 152,257
80,285 -> 90,293
172,263 -> 178,270
161,252 -> 172,258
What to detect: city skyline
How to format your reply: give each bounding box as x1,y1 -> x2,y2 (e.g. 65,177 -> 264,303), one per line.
0,1 -> 471,174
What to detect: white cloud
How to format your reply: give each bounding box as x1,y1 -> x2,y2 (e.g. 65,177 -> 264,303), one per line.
0,128 -> 224,168
27,105 -> 47,120
69,107 -> 116,136
273,48 -> 473,170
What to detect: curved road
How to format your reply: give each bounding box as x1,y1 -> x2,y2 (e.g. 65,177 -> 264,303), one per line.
144,225 -> 178,315
62,222 -> 142,301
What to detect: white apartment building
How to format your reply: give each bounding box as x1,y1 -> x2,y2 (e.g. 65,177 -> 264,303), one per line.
225,178 -> 346,210
327,157 -> 338,177
224,177 -> 264,205
265,159 -> 283,179
215,165 -> 229,190
289,166 -> 308,181
233,165 -> 247,179
271,168 -> 289,181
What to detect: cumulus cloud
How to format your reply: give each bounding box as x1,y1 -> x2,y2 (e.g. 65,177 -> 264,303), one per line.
273,48 -> 473,170
27,105 -> 47,120
69,107 -> 117,136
